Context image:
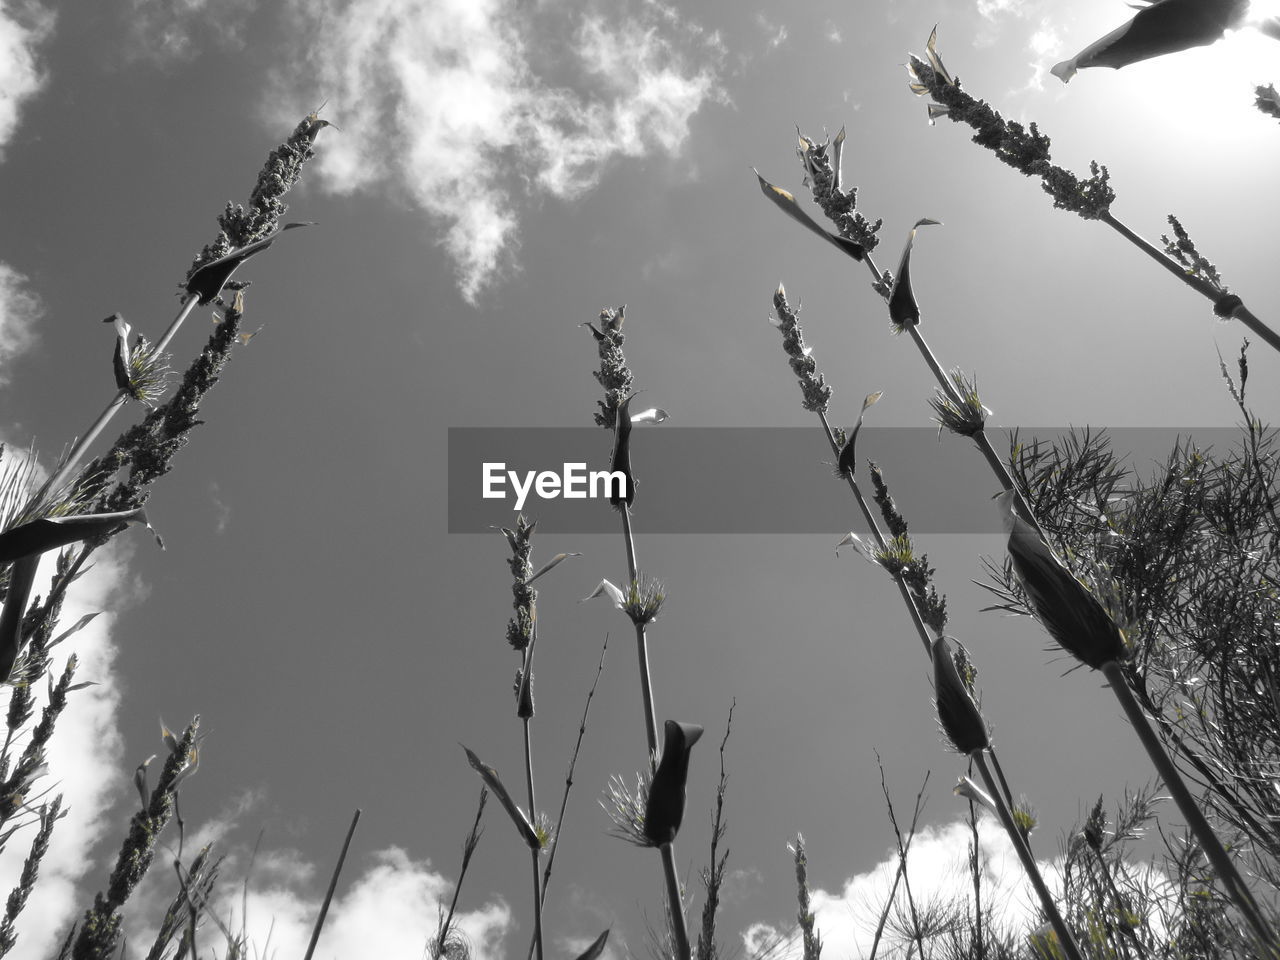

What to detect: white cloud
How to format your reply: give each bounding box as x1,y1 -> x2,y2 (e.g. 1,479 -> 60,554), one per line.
977,0 -> 1026,19
272,0 -> 726,304
743,818 -> 1067,960
0,264 -> 41,383
1024,22 -> 1063,91
123,823 -> 514,959
0,0 -> 53,160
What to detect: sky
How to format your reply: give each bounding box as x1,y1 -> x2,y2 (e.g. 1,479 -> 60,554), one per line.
0,0 -> 1278,957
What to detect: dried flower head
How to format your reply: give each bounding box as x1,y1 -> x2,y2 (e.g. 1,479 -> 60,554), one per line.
502,514 -> 537,652
907,32 -> 1114,219
588,307 -> 633,429
794,128 -> 883,255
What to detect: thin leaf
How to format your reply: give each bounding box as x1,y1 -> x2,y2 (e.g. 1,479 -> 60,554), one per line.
0,507 -> 158,563
888,219 -> 940,329
573,930 -> 610,960
630,408 -> 669,425
462,745 -> 541,850
580,579 -> 625,610
527,553 -> 583,586
49,612 -> 101,649
185,222 -> 316,305
0,555 -> 39,682
754,171 -> 865,261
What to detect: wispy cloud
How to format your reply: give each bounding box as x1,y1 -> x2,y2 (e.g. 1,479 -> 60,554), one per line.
123,0 -> 254,62
754,13 -> 788,51
271,0 -> 727,304
0,0 -> 54,161
0,265 -> 41,384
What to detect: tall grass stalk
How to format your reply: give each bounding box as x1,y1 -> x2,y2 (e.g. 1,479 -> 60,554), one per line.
302,808 -> 361,960
436,787 -> 487,960
585,308 -> 690,960
769,285 -> 933,656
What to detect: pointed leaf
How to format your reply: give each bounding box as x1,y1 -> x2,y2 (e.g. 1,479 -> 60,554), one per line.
1051,0 -> 1246,82
135,755 -> 156,809
755,171 -> 864,261
526,552 -> 583,586
0,556 -> 39,683
462,744 -> 541,850
581,579 -> 626,610
629,408 -> 669,425
643,720 -> 703,845
954,775 -> 999,818
610,396 -> 636,508
0,507 -> 156,563
573,930 -> 611,960
888,219 -> 940,328
185,222 -> 316,305
925,25 -> 954,85
933,636 -> 989,754
1001,492 -> 1126,669
49,612 -> 101,649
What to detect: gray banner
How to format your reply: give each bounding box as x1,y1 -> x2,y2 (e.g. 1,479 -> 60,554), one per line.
448,427 -> 1241,533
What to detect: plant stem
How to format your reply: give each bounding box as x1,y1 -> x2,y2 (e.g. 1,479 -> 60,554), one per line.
1099,212 -> 1280,355
965,760 -> 984,960
302,809 -> 361,960
152,294 -> 201,357
661,843 -> 690,960
816,411 -> 933,656
1101,659 -> 1278,956
971,752 -> 1085,960
618,505 -> 688,960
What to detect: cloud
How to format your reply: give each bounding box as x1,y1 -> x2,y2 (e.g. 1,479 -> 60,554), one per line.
0,264 -> 41,383
122,818 -> 514,959
977,0 -> 1026,19
742,818 -> 1065,959
124,0 -> 254,62
0,0 -> 54,160
754,13 -> 788,51
0,531 -> 135,959
272,0 -> 726,304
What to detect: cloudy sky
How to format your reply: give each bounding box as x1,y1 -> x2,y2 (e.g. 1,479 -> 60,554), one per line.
0,0 -> 1278,957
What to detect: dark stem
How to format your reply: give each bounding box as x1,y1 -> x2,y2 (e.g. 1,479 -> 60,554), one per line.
972,752 -> 1085,960
302,808 -> 361,960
